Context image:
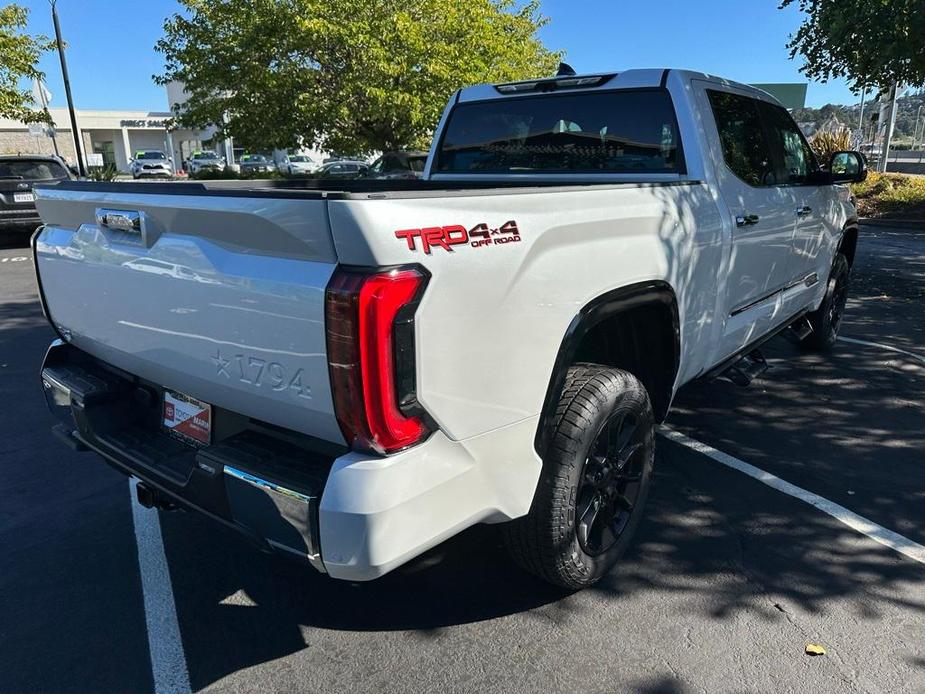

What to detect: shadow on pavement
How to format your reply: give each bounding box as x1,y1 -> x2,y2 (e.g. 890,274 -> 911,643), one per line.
160,435 -> 925,690
0,232 -> 34,251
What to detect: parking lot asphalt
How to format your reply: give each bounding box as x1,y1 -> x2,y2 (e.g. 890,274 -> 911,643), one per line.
1,225 -> 922,693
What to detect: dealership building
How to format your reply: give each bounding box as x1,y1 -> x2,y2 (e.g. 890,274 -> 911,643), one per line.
0,82 -> 225,173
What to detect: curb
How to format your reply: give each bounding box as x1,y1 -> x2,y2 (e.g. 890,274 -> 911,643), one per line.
859,218 -> 925,231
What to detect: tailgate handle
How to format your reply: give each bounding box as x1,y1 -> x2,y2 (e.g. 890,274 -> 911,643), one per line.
96,208 -> 142,233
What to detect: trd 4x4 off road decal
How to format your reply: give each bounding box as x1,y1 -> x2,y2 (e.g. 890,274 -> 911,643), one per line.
395,220 -> 521,254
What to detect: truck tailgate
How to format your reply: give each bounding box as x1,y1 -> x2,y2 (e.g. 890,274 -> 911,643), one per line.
33,185 -> 343,444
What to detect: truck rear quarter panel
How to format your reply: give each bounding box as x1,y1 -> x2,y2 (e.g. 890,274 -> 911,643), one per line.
329,183 -> 725,442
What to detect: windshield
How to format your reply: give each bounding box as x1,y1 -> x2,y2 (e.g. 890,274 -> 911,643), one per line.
437,89 -> 682,174
192,152 -> 219,160
136,151 -> 166,160
0,159 -> 68,180
289,155 -> 312,162
242,155 -> 267,162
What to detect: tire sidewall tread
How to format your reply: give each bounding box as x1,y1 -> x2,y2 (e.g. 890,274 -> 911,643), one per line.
504,363 -> 655,590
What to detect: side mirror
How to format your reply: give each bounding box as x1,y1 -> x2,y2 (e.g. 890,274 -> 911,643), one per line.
829,151 -> 867,184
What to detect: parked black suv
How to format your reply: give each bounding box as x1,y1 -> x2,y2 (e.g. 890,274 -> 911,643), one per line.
0,155 -> 71,237
367,151 -> 427,179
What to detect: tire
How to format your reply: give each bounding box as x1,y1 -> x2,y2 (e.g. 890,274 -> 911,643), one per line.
503,364 -> 655,590
803,253 -> 850,351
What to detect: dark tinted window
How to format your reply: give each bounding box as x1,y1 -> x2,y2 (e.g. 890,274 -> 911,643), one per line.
437,90 -> 681,174
0,159 -> 68,180
707,90 -> 775,186
757,101 -> 817,184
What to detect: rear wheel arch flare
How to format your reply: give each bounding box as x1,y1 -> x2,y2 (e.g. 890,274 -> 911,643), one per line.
535,281 -> 680,458
838,223 -> 859,267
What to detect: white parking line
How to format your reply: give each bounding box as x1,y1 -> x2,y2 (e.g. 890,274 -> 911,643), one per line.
660,428 -> 925,565
837,336 -> 925,365
129,479 -> 192,694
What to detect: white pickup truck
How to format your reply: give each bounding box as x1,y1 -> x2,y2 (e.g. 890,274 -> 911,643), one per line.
33,69 -> 865,589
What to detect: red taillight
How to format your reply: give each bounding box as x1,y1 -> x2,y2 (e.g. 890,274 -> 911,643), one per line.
325,266 -> 431,454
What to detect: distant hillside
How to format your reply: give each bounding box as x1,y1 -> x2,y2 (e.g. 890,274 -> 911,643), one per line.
792,90 -> 925,144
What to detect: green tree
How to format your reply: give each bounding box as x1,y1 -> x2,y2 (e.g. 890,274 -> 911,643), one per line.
0,4 -> 54,123
155,0 -> 560,154
782,0 -> 925,90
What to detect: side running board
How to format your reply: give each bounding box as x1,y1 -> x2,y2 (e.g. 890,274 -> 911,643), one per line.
722,349 -> 768,387
783,315 -> 813,343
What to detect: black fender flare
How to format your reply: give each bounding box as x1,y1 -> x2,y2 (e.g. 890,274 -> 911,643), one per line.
837,218 -> 860,267
534,280 -> 680,458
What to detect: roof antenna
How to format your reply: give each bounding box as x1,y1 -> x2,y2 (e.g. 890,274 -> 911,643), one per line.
556,62 -> 577,77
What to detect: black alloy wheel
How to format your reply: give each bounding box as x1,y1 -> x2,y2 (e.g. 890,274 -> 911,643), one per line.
576,411 -> 646,556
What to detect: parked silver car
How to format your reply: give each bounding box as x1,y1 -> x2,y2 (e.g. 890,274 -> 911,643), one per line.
130,150 -> 173,179
186,151 -> 225,175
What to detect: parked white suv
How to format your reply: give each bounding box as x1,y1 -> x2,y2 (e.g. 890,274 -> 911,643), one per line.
283,154 -> 317,175
130,150 -> 173,179
33,68 -> 864,589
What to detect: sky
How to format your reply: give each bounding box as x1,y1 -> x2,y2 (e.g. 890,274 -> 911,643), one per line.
19,0 -> 859,113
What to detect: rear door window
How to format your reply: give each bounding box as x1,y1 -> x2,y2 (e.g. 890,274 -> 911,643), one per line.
436,89 -> 682,174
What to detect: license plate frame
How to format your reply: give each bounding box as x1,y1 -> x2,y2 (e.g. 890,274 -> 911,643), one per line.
163,389 -> 212,446
13,192 -> 34,203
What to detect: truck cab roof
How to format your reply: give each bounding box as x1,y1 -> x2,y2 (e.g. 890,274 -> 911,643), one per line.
458,68 -> 783,107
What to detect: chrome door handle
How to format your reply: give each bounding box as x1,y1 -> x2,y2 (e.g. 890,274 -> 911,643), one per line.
96,208 -> 142,233
735,213 -> 759,227
796,205 -> 812,217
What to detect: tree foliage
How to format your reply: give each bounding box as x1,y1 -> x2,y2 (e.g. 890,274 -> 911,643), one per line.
155,0 -> 560,154
0,4 -> 55,123
808,127 -> 852,161
782,0 -> 925,90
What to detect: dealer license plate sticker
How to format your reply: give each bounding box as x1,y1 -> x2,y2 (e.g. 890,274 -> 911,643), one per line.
163,390 -> 211,445
13,192 -> 34,203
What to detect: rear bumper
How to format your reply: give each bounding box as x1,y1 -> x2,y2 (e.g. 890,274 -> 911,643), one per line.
0,207 -> 41,229
41,341 -> 543,581
41,340 -> 331,571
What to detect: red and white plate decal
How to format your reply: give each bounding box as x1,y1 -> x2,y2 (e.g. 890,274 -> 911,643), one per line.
163,390 -> 211,445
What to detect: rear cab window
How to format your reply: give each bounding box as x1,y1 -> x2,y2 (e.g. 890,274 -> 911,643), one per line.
436,89 -> 683,175
0,159 -> 68,180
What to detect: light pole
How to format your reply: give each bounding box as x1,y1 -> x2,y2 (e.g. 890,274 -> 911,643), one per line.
50,0 -> 86,176
913,104 -> 923,150
880,82 -> 899,173
856,87 -> 866,149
